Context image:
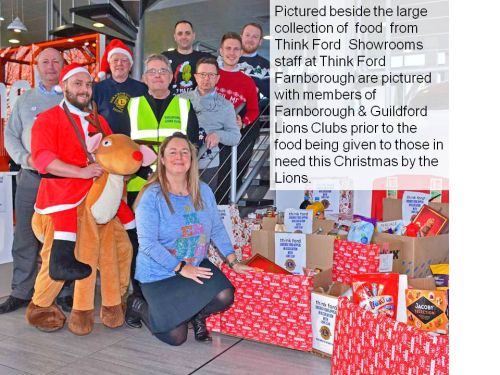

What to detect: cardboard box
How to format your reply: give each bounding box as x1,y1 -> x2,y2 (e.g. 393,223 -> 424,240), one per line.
331,297 -> 449,374
219,264 -> 314,351
372,199 -> 449,278
210,255 -> 342,352
311,269 -> 350,357
251,217 -> 338,272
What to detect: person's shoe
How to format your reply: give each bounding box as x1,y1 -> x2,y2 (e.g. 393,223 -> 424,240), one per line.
56,296 -> 73,313
0,296 -> 30,314
125,295 -> 151,329
49,239 -> 92,281
191,313 -> 212,342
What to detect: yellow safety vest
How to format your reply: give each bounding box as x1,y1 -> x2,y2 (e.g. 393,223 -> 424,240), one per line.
127,95 -> 190,192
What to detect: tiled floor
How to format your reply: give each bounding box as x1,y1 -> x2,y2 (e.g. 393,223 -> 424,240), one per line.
0,297 -> 330,375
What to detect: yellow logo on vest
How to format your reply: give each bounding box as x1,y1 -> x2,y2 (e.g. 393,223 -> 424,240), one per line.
111,92 -> 131,113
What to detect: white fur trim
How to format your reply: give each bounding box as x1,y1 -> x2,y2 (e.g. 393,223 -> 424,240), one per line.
91,174 -> 124,224
123,220 -> 136,230
97,71 -> 106,80
61,67 -> 91,82
54,231 -> 77,241
34,195 -> 87,215
107,47 -> 133,64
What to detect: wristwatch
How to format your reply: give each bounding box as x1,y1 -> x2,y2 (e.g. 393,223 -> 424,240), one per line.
228,259 -> 239,269
175,260 -> 186,275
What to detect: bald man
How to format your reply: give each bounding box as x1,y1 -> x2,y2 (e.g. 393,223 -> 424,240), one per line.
2,47 -> 73,314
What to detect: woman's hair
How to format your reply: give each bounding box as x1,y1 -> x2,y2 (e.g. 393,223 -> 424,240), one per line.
134,132 -> 203,213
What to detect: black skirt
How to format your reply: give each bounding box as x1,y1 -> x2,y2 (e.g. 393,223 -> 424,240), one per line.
140,259 -> 234,333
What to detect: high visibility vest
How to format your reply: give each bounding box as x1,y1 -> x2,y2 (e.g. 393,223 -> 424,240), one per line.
127,95 -> 190,192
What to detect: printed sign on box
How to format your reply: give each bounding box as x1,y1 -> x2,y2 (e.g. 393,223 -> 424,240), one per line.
284,208 -> 313,234
311,190 -> 340,219
275,232 -> 306,275
311,294 -> 339,355
311,269 -> 350,356
402,191 -> 431,225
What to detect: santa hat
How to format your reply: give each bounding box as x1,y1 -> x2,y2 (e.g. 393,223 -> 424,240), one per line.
98,39 -> 133,80
59,63 -> 91,83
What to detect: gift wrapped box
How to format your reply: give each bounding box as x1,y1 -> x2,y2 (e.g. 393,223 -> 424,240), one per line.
208,205 -> 255,267
332,239 -> 380,284
219,265 -> 313,351
331,297 -> 449,374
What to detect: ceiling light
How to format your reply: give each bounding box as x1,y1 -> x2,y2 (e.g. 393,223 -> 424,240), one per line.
84,42 -> 90,46
93,22 -> 105,28
263,35 -> 272,40
167,47 -> 175,51
9,38 -> 20,44
7,16 -> 27,32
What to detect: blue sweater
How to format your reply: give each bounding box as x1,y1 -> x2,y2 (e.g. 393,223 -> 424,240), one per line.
93,77 -> 147,135
135,182 -> 234,283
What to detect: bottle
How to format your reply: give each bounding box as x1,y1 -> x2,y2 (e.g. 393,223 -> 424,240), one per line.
275,212 -> 286,232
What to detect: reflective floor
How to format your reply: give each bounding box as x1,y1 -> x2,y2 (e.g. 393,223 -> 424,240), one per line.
0,297 -> 330,375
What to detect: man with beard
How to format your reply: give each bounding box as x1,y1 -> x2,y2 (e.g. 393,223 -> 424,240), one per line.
1,48 -> 74,314
239,23 -> 270,100
31,64 -> 135,282
162,20 -> 212,95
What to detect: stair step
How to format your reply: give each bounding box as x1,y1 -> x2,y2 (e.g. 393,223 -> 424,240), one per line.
248,179 -> 270,186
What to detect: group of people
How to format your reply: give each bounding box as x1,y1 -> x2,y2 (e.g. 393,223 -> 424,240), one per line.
1,20 -> 270,346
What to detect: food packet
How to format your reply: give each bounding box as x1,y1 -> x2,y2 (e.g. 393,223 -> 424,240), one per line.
352,273 -> 399,319
430,264 -> 449,291
406,289 -> 448,334
347,220 -> 375,244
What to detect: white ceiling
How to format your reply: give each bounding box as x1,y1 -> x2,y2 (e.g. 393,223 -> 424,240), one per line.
0,0 -> 270,59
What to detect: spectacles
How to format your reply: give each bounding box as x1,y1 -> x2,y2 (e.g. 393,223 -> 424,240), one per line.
145,68 -> 171,75
195,72 -> 218,79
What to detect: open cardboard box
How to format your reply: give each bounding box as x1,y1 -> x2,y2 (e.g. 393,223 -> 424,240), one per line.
210,256 -> 346,352
372,199 -> 449,278
252,217 -> 339,272
311,268 -> 350,357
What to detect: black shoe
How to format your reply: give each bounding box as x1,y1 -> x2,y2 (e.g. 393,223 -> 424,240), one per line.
49,239 -> 92,281
56,295 -> 73,313
0,296 -> 30,314
125,295 -> 150,329
191,313 -> 212,342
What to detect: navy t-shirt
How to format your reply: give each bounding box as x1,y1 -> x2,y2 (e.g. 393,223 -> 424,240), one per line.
238,54 -> 270,99
162,50 -> 213,95
93,77 -> 148,135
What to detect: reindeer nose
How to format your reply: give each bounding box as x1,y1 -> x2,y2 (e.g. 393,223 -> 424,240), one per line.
132,151 -> 143,161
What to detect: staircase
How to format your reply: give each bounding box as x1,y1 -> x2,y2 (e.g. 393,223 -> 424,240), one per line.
237,115 -> 274,217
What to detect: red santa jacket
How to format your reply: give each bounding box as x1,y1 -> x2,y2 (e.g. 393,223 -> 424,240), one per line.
31,103 -> 112,214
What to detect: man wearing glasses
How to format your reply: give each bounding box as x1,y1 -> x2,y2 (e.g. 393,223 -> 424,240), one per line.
94,39 -> 148,135
181,57 -> 240,190
125,53 -> 199,327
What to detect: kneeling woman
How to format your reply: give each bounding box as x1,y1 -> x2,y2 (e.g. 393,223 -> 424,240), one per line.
127,132 -> 254,345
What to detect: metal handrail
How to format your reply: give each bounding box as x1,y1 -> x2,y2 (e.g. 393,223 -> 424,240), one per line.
197,101 -> 270,205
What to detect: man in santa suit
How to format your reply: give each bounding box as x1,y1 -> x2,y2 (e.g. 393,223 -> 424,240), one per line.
31,63 -> 135,281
